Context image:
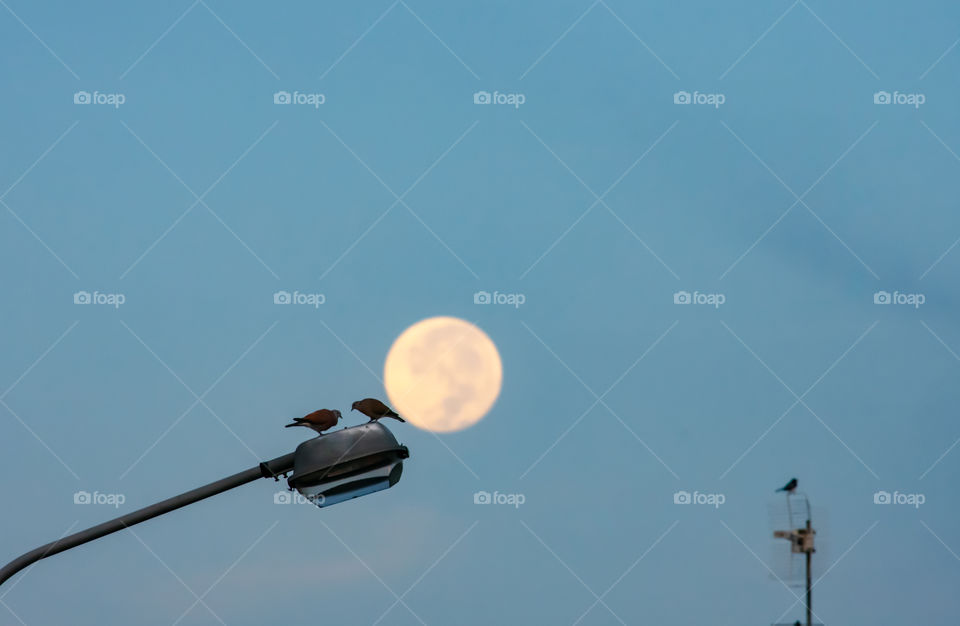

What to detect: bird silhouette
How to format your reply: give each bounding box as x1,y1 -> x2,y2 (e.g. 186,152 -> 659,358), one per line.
776,478 -> 798,493
285,409 -> 342,434
352,398 -> 405,423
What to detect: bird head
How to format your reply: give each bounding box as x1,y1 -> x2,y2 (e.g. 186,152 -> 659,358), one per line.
351,401 -> 359,411
334,409 -> 343,421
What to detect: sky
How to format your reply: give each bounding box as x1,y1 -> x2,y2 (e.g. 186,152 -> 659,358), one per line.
2,0 -> 960,624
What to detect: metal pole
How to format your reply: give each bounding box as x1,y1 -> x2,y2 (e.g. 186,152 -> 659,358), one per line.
805,518 -> 812,626
0,452 -> 295,587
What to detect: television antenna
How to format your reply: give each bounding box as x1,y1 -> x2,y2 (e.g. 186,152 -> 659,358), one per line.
772,489 -> 816,626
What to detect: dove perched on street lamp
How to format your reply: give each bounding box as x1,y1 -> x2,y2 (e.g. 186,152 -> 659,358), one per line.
352,398 -> 405,423
776,478 -> 798,493
285,409 -> 342,434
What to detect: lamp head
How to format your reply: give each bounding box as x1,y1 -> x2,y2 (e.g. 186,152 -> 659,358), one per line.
287,422 -> 408,508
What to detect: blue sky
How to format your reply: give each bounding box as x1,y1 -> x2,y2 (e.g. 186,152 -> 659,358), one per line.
2,1 -> 960,624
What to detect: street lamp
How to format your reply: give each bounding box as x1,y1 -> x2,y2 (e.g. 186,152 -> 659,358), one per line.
288,422 -> 408,507
0,422 -> 409,587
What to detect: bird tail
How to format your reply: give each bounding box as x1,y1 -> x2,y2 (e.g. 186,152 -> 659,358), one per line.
391,414 -> 405,423
775,487 -> 785,492
285,419 -> 306,428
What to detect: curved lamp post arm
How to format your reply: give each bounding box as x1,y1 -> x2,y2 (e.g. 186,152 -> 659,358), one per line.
0,452 -> 295,587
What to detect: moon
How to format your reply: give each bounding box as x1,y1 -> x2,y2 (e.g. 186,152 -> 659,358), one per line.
384,317 -> 502,433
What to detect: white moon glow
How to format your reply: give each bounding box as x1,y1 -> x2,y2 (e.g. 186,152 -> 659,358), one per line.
384,317 -> 502,433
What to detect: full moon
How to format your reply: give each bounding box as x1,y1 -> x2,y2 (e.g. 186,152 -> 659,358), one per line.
384,317 -> 502,433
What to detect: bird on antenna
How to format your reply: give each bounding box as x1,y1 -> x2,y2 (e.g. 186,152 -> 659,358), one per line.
776,477 -> 798,493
